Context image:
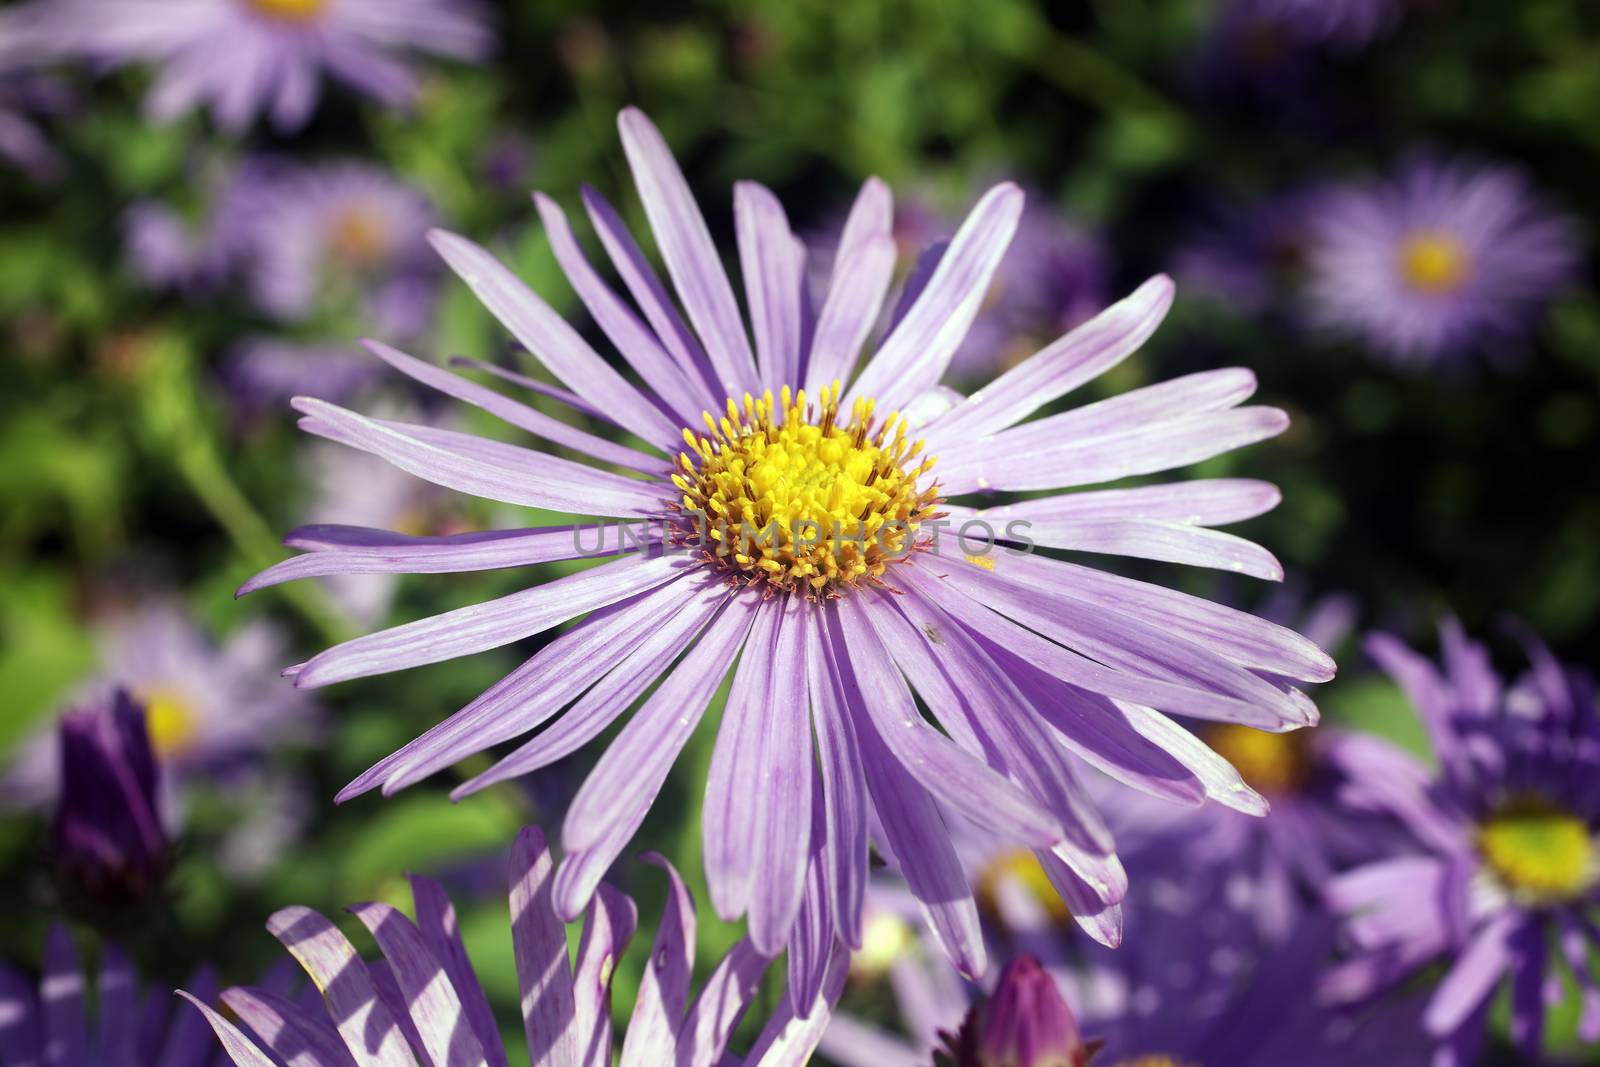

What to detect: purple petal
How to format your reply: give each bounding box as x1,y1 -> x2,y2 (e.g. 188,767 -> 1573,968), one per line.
534,192 -> 710,426
174,993 -> 278,1067
339,577 -> 705,800
804,235 -> 895,396
410,876 -> 509,1067
265,906 -> 417,1067
348,902 -> 493,1067
927,274 -> 1174,445
571,885 -> 637,1067
0,965 -> 42,1065
616,108 -> 759,399
451,580 -> 732,797
1424,912 -> 1519,1036
362,339 -> 665,473
508,827 -> 579,1067
734,181 -> 805,393
42,925 -> 87,1067
293,397 -> 664,517
966,478 -> 1280,527
219,986 -> 357,1067
617,855 -> 697,1067
427,229 -> 680,447
806,606 -> 869,949
672,940 -> 770,1067
745,943 -> 850,1067
294,555 -> 689,688
847,184 -> 1024,413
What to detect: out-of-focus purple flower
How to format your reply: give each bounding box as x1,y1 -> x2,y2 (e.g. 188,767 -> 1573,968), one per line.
1232,0 -> 1400,48
122,199 -> 239,294
825,870 -> 1430,1067
0,7 -> 72,180
1173,191 -> 1316,316
0,925 -> 227,1067
57,0 -> 491,132
241,107 -> 1329,989
183,826 -> 845,1067
1325,623 -> 1600,1064
222,336 -> 383,420
1303,157 -> 1581,367
52,689 -> 168,905
3,602 -> 318,810
234,160 -> 439,337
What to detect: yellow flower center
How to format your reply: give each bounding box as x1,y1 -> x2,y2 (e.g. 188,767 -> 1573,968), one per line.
977,848 -> 1072,925
1397,230 -> 1470,295
1478,797 -> 1596,903
328,205 -> 392,268
246,0 -> 328,22
849,908 -> 916,981
1203,723 -> 1310,796
1113,1058 -> 1200,1067
139,688 -> 199,759
671,383 -> 940,597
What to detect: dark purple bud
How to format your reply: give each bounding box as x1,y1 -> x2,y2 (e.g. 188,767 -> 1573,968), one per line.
52,689 -> 169,905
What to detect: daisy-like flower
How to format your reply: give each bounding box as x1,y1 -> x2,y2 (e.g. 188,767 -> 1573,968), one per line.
0,924 -> 225,1067
1324,623 -> 1600,1064
828,868 -> 1430,1067
235,160 -> 439,338
55,0 -> 490,132
1303,157 -> 1580,366
182,825 -> 844,1067
245,107 -> 1331,988
3,602 -> 317,808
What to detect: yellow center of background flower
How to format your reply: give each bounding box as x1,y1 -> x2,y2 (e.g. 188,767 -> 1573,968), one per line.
328,205 -> 392,268
848,909 -> 916,981
1113,1057 -> 1200,1067
1478,797 -> 1596,903
247,0 -> 328,22
1397,230 -> 1470,295
977,848 -> 1072,924
672,383 -> 939,596
1203,723 -> 1310,796
139,688 -> 198,758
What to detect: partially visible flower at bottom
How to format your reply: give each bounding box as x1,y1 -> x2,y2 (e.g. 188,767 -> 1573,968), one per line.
51,688 -> 169,907
933,955 -> 1097,1067
1324,623 -> 1600,1065
0,924 -> 223,1067
183,826 -> 845,1067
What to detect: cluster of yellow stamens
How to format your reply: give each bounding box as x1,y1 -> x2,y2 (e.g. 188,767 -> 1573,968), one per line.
1397,229 -> 1471,295
248,0 -> 328,22
669,382 -> 940,597
1203,723 -> 1311,796
1477,795 -> 1596,904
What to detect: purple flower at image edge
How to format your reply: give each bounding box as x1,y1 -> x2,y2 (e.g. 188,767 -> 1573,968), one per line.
183,826 -> 844,1067
1325,623 -> 1600,1065
241,106 -> 1334,1002
48,0 -> 491,132
0,925 -> 231,1067
1303,157 -> 1581,367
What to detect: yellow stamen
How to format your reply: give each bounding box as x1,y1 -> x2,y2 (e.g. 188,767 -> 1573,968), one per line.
1203,723 -> 1310,796
247,0 -> 328,22
849,908 -> 916,982
328,205 -> 392,267
1397,230 -> 1470,295
139,688 -> 199,759
1478,796 -> 1596,903
670,382 -> 940,597
977,848 -> 1071,925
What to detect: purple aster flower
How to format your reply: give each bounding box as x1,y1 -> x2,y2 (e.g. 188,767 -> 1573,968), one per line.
826,869 -> 1430,1067
0,924 -> 225,1067
1303,157 -> 1581,367
222,336 -> 384,420
57,0 -> 490,132
52,689 -> 169,907
3,602 -> 317,808
233,160 -> 439,337
1324,622 -> 1600,1064
243,107 -> 1331,992
182,825 -> 845,1067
